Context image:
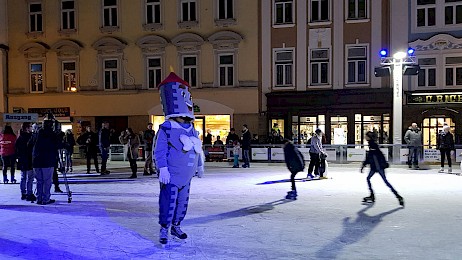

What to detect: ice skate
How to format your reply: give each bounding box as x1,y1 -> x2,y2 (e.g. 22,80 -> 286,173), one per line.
171,225 -> 188,240
397,195 -> 404,207
21,194 -> 27,200
438,167 -> 445,173
11,178 -> 17,184
159,226 -> 169,245
3,178 -> 8,184
362,193 -> 375,203
306,173 -> 314,180
26,194 -> 37,202
448,167 -> 452,174
285,190 -> 297,200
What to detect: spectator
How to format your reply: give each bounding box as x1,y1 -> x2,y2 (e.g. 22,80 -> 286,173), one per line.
143,123 -> 156,176
307,129 -> 325,179
79,126 -> 99,174
404,123 -> 422,169
99,121 -> 111,175
15,122 -> 35,201
241,124 -> 251,168
213,135 -> 224,147
203,129 -> 212,146
437,125 -> 455,174
63,129 -> 75,173
1,125 -> 17,184
232,141 -> 240,168
251,134 -> 260,145
225,128 -> 239,147
119,128 -> 140,179
30,118 -> 58,205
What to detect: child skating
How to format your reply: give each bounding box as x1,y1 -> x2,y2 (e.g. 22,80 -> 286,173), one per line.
232,141 -> 240,168
283,140 -> 305,200
360,131 -> 404,207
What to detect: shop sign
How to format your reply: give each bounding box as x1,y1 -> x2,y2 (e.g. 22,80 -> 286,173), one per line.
252,148 -> 268,161
3,113 -> 38,122
347,148 -> 366,162
28,107 -> 71,117
424,149 -> 440,162
270,148 -> 285,161
407,93 -> 462,104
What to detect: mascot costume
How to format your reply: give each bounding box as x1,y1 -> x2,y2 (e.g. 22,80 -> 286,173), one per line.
154,72 -> 204,245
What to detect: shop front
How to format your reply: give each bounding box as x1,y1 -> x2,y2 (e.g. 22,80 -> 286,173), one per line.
266,89 -> 393,145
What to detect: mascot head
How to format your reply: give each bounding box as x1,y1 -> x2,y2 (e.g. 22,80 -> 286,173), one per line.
158,72 -> 195,120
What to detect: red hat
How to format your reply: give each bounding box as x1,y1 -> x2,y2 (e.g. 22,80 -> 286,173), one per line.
157,72 -> 190,88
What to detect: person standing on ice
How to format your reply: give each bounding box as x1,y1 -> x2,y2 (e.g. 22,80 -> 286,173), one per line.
283,139 -> 305,200
154,72 -> 205,245
361,131 -> 404,207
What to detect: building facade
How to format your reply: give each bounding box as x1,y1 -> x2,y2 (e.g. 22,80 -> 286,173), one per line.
5,0 -> 259,141
261,0 -> 395,145
0,0 -> 7,114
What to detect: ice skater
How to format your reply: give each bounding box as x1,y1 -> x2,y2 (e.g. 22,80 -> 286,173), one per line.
154,72 -> 204,245
283,139 -> 305,200
360,131 -> 404,207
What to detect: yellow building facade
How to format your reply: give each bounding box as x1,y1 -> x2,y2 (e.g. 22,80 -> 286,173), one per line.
6,0 -> 259,141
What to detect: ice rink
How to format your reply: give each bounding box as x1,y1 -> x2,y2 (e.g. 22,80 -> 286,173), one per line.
0,163 -> 461,259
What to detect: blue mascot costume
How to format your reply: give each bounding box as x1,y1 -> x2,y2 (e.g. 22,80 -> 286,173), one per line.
154,72 -> 204,245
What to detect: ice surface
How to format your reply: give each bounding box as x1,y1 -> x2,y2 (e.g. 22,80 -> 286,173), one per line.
0,163 -> 461,259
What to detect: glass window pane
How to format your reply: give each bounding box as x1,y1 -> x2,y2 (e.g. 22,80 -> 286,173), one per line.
312,63 -> 319,83
190,2 -> 196,21
111,8 -> 117,25
69,12 -> 75,28
456,67 -> 462,85
457,5 -> 462,23
358,0 -> 366,18
104,9 -> 110,26
182,3 -> 189,21
191,68 -> 197,86
446,68 -> 454,85
37,14 -> 42,31
227,67 -> 233,86
417,9 -> 426,26
348,62 -> 355,82
184,57 -> 196,66
220,55 -> 233,64
312,1 -> 319,21
446,6 -> 453,24
227,0 -> 234,18
63,62 -> 75,71
105,71 -> 111,89
30,3 -> 41,12
155,69 -> 162,87
219,0 -> 226,19
321,63 -> 328,83
105,60 -> 117,69
348,0 -> 355,18
418,69 -> 426,86
285,65 -> 292,84
148,58 -> 161,67
31,64 -> 42,72
148,70 -> 155,88
429,68 -> 436,86
285,3 -> 292,23
428,8 -> 436,26
62,1 -> 74,9
358,61 -> 366,82
104,0 -> 117,6
112,71 -> 118,88
321,0 -> 329,20
276,65 -> 283,85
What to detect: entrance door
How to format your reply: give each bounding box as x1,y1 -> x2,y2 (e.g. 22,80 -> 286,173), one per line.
422,117 -> 455,148
194,116 -> 205,141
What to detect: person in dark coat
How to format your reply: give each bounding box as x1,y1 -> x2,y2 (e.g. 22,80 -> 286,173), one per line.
241,124 -> 252,168
99,122 -> 111,175
30,119 -> 59,205
225,128 -> 239,147
283,140 -> 305,200
63,129 -> 76,172
143,123 -> 156,176
437,125 -> 455,174
15,122 -> 36,201
361,131 -> 404,207
80,126 -> 99,174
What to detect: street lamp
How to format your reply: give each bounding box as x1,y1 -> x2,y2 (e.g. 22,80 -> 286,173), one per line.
375,48 -> 419,163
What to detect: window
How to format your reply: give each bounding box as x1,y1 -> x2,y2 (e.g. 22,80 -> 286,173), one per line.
30,63 -> 44,93
417,0 -> 436,27
417,58 -> 436,87
445,0 -> 462,25
182,56 -> 197,87
29,3 -> 43,32
445,56 -> 462,87
147,57 -> 162,89
62,61 -> 78,92
218,54 -> 234,87
310,0 -> 329,22
218,0 -> 234,20
104,59 -> 119,90
274,0 -> 293,25
103,0 -> 118,27
346,45 -> 368,84
274,49 -> 294,87
310,49 -> 330,85
181,0 -> 197,22
146,0 -> 161,24
61,0 -> 75,30
347,0 -> 367,20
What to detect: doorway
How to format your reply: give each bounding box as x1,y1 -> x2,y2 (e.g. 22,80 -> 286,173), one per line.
422,117 -> 455,148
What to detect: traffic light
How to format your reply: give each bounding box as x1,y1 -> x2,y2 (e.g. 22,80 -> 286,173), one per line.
374,66 -> 391,77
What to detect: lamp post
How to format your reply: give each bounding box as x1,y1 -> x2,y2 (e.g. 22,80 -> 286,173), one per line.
375,49 -> 419,163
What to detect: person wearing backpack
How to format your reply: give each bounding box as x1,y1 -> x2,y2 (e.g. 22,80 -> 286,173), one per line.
283,139 -> 305,200
361,131 -> 404,207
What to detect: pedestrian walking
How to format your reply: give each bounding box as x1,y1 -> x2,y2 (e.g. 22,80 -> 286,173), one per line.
99,121 -> 111,175
437,125 -> 455,173
361,131 -> 404,207
1,125 -> 17,184
119,128 -> 140,179
15,122 -> 36,201
283,139 -> 305,200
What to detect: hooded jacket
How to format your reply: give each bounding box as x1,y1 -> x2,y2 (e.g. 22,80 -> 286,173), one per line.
404,127 -> 422,146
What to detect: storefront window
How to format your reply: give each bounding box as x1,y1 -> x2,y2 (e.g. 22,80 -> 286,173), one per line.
355,114 -> 362,145
422,117 -> 454,148
270,119 -> 285,138
292,116 -> 299,143
382,114 -> 390,144
362,115 -> 381,144
331,116 -> 347,144
295,115 -> 325,144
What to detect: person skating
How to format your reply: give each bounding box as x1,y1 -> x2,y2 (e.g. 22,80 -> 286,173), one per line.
119,128 -> 140,179
154,72 -> 204,245
307,129 -> 325,179
99,121 -> 111,175
143,123 -> 156,176
0,125 -> 17,184
283,139 -> 305,200
360,131 -> 404,207
437,125 -> 455,174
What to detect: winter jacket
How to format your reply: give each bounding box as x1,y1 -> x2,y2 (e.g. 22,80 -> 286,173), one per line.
404,128 -> 422,146
119,134 -> 140,160
31,127 -> 58,168
284,142 -> 305,174
226,132 -> 239,146
309,134 -> 324,154
362,140 -> 388,172
241,129 -> 252,150
143,129 -> 155,152
64,132 -> 76,153
99,128 -> 111,149
15,131 -> 33,171
437,131 -> 455,150
0,133 -> 17,156
79,131 -> 98,152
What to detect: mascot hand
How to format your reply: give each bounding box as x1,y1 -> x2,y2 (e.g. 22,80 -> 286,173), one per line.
197,166 -> 204,178
159,167 -> 171,184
